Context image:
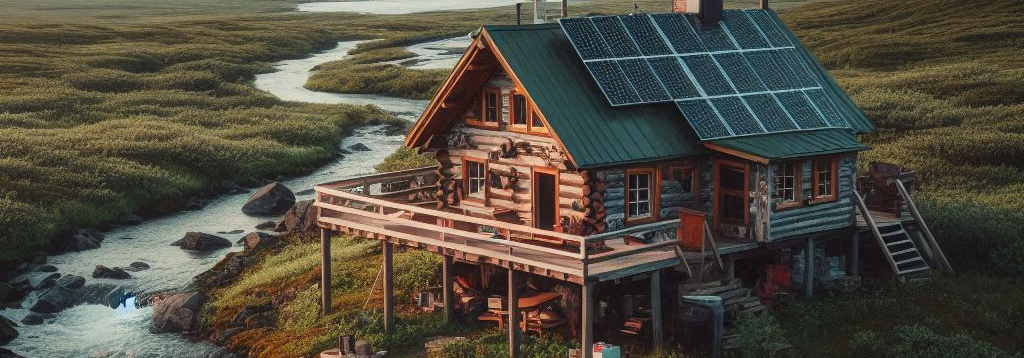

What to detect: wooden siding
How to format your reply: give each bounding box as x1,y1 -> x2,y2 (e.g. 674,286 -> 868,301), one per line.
769,154 -> 857,240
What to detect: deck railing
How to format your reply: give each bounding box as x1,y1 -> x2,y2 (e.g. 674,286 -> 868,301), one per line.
314,167 -> 683,282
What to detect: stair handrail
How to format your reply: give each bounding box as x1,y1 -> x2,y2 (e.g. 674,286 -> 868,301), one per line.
853,189 -> 902,274
895,180 -> 954,274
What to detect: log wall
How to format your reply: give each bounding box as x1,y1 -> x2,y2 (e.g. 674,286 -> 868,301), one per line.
768,153 -> 858,240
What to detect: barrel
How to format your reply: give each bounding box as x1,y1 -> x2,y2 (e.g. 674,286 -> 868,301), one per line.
682,295 -> 723,358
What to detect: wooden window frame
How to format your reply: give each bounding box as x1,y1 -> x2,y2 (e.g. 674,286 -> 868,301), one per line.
509,92 -> 530,133
467,87 -> 502,129
663,162 -> 701,208
774,161 -> 802,210
462,157 -> 488,204
529,108 -> 549,135
712,158 -> 750,229
810,156 -> 839,204
626,167 -> 659,224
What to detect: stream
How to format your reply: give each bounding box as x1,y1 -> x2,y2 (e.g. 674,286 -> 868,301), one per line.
2,31 -> 466,358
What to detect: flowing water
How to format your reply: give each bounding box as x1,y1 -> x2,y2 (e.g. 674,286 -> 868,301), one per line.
296,0 -> 521,14
2,36 -> 458,358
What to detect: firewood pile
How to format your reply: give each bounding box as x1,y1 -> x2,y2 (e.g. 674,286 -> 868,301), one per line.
679,279 -> 766,323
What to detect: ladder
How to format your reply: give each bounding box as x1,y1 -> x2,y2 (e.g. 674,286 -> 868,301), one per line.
854,186 -> 953,277
875,223 -> 930,275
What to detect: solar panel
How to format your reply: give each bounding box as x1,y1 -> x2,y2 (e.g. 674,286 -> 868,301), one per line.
677,100 -> 732,138
747,11 -> 791,48
681,54 -> 735,96
620,15 -> 674,56
721,11 -> 770,49
776,91 -> 828,128
560,18 -> 612,60
710,97 -> 765,135
743,94 -> 798,131
559,9 -> 857,140
650,13 -> 706,54
591,16 -> 642,58
648,57 -> 701,99
713,52 -> 766,93
585,60 -> 641,105
618,58 -> 671,102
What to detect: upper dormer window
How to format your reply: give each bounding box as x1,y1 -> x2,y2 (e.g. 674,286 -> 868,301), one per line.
482,88 -> 501,126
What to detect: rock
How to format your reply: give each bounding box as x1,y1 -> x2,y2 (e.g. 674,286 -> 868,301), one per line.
214,327 -> 244,344
37,265 -> 58,273
338,147 -> 353,155
217,230 -> 244,235
0,348 -> 26,358
295,188 -> 315,196
49,228 -> 104,253
118,214 -> 143,226
255,221 -> 276,230
92,265 -> 132,280
347,143 -> 371,152
0,316 -> 17,345
29,273 -> 61,290
117,237 -> 134,240
129,262 -> 150,270
20,314 -> 44,326
172,232 -> 232,251
275,200 -> 317,233
55,275 -> 86,289
149,292 -> 206,334
28,284 -> 121,313
0,283 -> 27,307
195,253 -> 257,289
244,311 -> 276,329
186,197 -> 207,211
29,252 -> 47,266
241,232 -> 277,251
241,182 -> 295,216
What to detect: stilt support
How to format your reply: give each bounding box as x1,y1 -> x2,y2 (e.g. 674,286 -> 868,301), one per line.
321,228 -> 332,315
383,242 -> 394,332
848,232 -> 860,277
805,238 -> 815,299
581,282 -> 595,358
725,256 -> 736,281
508,267 -> 520,358
650,271 -> 664,354
442,255 -> 454,323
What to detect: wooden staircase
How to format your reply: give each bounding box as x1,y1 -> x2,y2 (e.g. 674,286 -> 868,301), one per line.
854,164 -> 953,278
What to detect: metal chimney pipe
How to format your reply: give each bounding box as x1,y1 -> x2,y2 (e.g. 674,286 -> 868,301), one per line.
561,0 -> 568,17
760,0 -> 769,9
517,3 -> 522,25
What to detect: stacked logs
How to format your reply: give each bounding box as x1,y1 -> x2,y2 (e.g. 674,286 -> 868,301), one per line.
579,170 -> 608,235
434,150 -> 462,209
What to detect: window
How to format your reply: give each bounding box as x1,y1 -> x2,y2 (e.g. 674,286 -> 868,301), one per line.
530,110 -> 547,133
512,94 -> 528,127
774,161 -> 800,208
812,157 -> 837,202
482,89 -> 500,125
662,163 -> 700,207
464,159 -> 486,199
627,169 -> 654,221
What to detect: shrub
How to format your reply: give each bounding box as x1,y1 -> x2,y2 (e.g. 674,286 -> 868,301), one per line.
848,325 -> 1024,358
374,146 -> 434,173
733,313 -> 788,358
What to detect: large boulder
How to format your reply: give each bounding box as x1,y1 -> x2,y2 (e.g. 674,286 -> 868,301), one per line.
149,292 -> 207,334
49,228 -> 104,253
55,275 -> 86,289
241,182 -> 295,216
171,232 -> 232,251
27,273 -> 61,290
0,283 -> 27,308
0,316 -> 17,345
20,314 -> 44,326
29,283 -> 122,313
194,252 -> 257,289
275,200 -> 317,233
241,232 -> 277,252
92,265 -> 131,280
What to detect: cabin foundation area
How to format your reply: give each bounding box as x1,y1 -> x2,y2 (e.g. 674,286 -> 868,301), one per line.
309,3 -> 952,357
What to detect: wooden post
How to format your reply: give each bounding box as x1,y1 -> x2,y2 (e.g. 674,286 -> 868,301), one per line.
581,282 -> 595,358
725,256 -> 736,281
508,267 -> 520,358
650,271 -> 664,354
760,0 -> 768,9
561,0 -> 568,17
383,242 -> 394,332
848,232 -> 860,277
321,228 -> 332,315
804,238 -> 814,299
442,255 -> 454,323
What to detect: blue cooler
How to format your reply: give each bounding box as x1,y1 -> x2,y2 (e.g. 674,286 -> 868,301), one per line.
682,295 -> 723,358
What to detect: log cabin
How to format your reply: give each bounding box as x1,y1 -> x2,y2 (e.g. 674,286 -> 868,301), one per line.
314,1 -> 951,356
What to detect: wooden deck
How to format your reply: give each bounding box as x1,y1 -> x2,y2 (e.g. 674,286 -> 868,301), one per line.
314,168 -> 759,284
856,209 -> 911,231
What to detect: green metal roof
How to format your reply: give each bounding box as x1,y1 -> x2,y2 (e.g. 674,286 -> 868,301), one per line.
709,128 -> 868,160
485,24 -> 703,169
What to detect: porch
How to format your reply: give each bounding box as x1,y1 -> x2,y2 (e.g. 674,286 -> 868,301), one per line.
312,167 -> 758,357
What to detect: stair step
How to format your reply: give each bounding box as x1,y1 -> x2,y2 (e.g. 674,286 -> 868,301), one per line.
882,229 -> 907,238
896,257 -> 924,266
898,265 -> 931,275
886,239 -> 912,247
891,248 -> 918,256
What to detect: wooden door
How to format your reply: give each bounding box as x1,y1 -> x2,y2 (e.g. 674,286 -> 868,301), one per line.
713,159 -> 749,238
533,169 -> 558,230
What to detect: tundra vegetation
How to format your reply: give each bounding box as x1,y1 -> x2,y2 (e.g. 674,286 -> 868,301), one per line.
3,0 -> 1023,356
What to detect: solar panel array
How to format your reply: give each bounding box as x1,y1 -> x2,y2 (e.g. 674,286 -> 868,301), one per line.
558,10 -> 853,140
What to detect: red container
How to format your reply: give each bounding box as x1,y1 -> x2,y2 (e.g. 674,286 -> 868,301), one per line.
677,209 -> 706,250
